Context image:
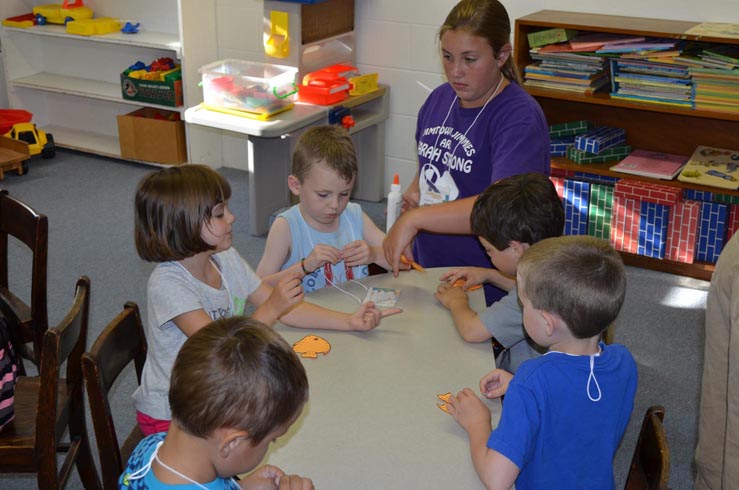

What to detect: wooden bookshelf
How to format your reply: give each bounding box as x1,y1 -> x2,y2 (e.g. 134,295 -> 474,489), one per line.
514,11 -> 739,281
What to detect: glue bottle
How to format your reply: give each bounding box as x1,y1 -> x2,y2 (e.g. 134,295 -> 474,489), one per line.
386,173 -> 402,233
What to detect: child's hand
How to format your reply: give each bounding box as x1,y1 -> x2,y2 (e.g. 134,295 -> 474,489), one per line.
342,240 -> 371,267
402,185 -> 420,211
447,388 -> 492,433
347,301 -> 402,331
439,267 -> 488,290
261,274 -> 304,323
479,368 -> 513,399
238,464 -> 284,489
278,474 -> 315,490
305,244 -> 342,273
434,281 -> 469,309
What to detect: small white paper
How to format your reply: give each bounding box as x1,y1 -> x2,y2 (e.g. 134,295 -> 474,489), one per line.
362,287 -> 400,308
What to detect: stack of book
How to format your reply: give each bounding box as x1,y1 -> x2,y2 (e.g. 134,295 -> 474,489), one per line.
609,58 -> 693,108
689,45 -> 739,113
524,53 -> 610,94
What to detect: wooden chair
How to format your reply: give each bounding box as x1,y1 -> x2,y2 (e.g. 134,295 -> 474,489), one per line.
0,189 -> 48,372
0,276 -> 101,490
625,405 -> 670,490
83,301 -> 147,490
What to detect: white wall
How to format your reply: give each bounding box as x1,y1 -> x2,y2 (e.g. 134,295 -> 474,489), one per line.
200,0 -> 739,190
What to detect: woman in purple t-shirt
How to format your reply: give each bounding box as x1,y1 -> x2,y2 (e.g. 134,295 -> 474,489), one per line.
383,0 -> 550,305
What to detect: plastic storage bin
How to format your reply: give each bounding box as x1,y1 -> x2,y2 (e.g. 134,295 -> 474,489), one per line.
199,60 -> 298,120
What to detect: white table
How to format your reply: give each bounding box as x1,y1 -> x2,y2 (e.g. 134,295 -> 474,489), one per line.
268,268 -> 501,489
184,87 -> 389,236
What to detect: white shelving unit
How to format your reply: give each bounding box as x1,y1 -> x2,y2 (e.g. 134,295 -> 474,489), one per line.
0,0 -> 186,159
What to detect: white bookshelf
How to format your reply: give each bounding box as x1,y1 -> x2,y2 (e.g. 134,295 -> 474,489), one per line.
0,0 -> 189,159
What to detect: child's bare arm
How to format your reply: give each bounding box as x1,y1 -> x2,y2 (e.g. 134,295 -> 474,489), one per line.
249,282 -> 401,331
440,267 -> 515,292
448,389 -> 519,489
256,218 -> 298,287
249,278 -> 304,326
172,309 -> 216,337
435,283 -> 492,342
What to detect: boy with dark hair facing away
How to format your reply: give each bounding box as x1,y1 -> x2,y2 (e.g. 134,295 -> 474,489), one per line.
448,235 -> 638,490
435,172 -> 564,379
120,317 -> 313,489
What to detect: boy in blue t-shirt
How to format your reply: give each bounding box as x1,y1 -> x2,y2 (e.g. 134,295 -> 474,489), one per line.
120,317 -> 314,489
447,235 -> 638,490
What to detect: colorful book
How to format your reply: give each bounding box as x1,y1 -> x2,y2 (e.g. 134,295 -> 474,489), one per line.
527,28 -> 578,48
610,149 -> 688,180
677,145 -> 739,190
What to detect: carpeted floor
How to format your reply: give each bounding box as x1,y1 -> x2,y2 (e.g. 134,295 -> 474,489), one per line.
2,150 -> 707,489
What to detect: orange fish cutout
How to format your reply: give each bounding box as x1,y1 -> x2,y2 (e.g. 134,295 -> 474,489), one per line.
400,254 -> 425,272
452,279 -> 482,291
293,335 -> 331,359
437,392 -> 452,414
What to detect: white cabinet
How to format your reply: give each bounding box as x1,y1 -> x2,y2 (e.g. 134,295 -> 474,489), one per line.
0,0 -> 185,159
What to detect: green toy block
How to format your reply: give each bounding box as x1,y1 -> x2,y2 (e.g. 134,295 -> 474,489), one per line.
588,183 -> 614,239
567,144 -> 632,164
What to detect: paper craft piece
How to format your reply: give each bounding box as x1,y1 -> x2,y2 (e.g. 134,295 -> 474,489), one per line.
400,254 -> 425,271
363,287 -> 400,308
293,335 -> 331,359
437,392 -> 452,414
451,279 -> 482,291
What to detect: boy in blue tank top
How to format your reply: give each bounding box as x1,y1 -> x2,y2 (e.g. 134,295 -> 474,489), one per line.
257,125 -> 397,293
447,236 -> 638,490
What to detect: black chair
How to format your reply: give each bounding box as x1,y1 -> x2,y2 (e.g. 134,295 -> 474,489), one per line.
83,301 -> 147,489
0,276 -> 101,489
0,190 -> 48,372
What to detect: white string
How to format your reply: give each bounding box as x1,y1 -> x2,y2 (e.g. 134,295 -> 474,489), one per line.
297,207 -> 368,302
587,354 -> 602,402
175,258 -> 235,315
155,453 -> 211,490
446,74 -> 505,164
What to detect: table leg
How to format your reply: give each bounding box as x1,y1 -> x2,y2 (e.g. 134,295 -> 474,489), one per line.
247,135 -> 292,236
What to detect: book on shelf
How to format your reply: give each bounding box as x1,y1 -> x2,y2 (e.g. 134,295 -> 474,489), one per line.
610,149 -> 688,180
677,145 -> 739,190
527,28 -> 579,48
702,45 -> 739,64
568,33 -> 646,50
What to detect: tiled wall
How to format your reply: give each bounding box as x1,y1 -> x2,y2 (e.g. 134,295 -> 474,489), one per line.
210,0 -> 739,194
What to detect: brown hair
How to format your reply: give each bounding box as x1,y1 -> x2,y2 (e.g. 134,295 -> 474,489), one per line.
439,0 -> 522,85
517,236 -> 626,339
169,317 -> 309,445
134,164 -> 232,262
471,173 -> 564,250
292,125 -> 358,183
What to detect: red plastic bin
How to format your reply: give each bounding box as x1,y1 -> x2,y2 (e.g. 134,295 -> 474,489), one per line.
0,109 -> 33,134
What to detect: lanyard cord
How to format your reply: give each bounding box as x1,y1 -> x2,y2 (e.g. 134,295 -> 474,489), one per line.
175,258 -> 235,315
430,75 -> 505,169
297,208 -> 368,303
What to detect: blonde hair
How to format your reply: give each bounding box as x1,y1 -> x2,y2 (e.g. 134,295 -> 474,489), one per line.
292,125 -> 358,183
439,0 -> 522,85
517,236 -> 626,339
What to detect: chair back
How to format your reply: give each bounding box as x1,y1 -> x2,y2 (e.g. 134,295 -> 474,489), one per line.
0,190 -> 48,368
625,405 -> 670,490
36,276 -> 92,487
83,301 -> 147,489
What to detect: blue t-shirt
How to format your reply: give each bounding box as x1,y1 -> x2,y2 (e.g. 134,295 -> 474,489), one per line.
488,343 -> 638,489
119,432 -> 239,489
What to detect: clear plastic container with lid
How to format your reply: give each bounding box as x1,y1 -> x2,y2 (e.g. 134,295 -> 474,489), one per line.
199,59 -> 298,119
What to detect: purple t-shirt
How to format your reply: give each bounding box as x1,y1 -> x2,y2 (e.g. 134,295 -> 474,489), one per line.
414,82 -> 550,304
